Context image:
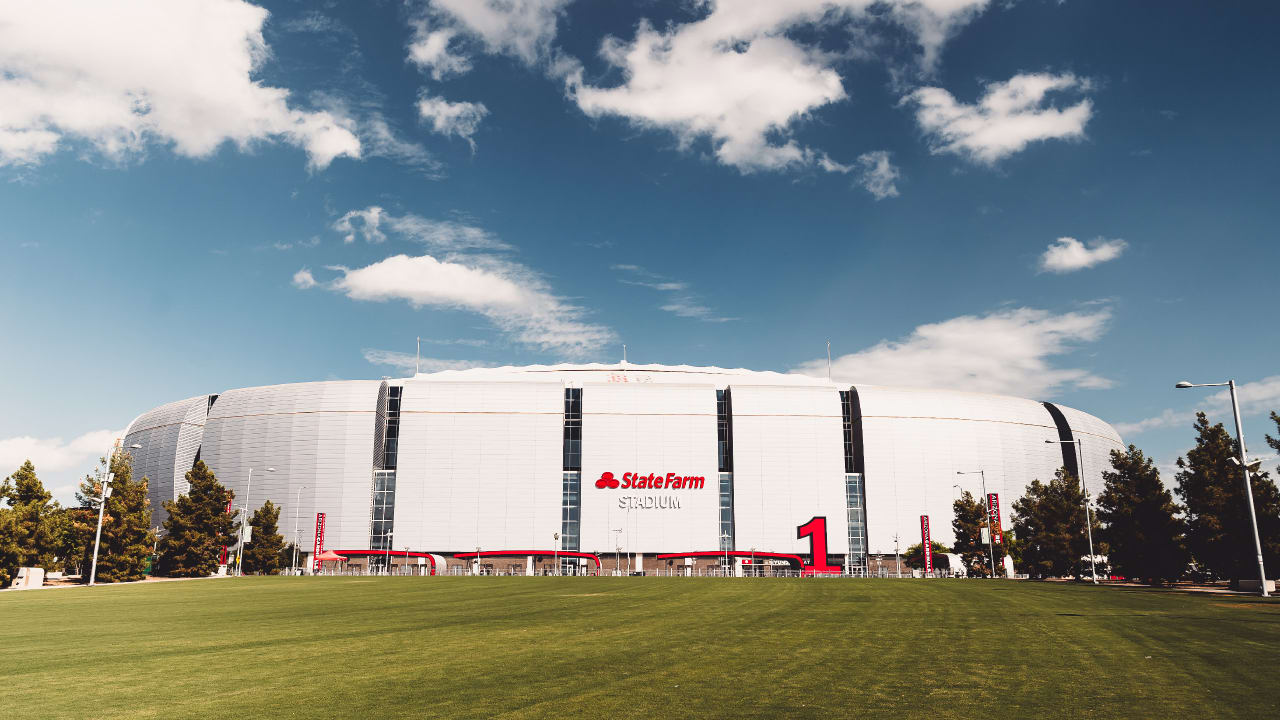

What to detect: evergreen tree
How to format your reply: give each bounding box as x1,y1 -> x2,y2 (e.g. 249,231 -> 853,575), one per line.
279,541 -> 299,573
242,500 -> 285,575
1012,469 -> 1097,578
0,507 -> 20,587
1175,412 -> 1280,581
156,460 -> 237,578
952,491 -> 994,577
80,452 -> 154,583
2,460 -> 62,570
1267,412 -> 1280,470
53,507 -> 96,576
1096,445 -> 1186,583
901,541 -> 950,569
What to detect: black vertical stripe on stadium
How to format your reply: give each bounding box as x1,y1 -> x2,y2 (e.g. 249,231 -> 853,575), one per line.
1042,402 -> 1079,478
847,387 -> 866,475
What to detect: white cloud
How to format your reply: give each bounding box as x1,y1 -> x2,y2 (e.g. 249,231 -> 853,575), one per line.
405,2 -> 565,151
1116,375 -> 1280,436
332,206 -> 508,251
0,429 -> 120,476
292,268 -> 317,289
907,72 -> 1093,165
417,94 -> 489,149
855,150 -> 901,199
613,264 -> 733,323
424,0 -> 572,67
362,348 -> 494,373
354,111 -> 440,171
408,26 -> 473,80
1039,236 -> 1127,273
0,0 -> 361,169
569,1 -> 990,173
793,307 -> 1113,397
334,207 -> 387,244
307,253 -> 613,355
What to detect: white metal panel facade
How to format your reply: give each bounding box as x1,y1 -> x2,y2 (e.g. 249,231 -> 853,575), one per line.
856,385 -> 1066,555
1053,402 -> 1126,497
123,394 -> 210,526
730,385 -> 847,556
199,380 -> 380,551
394,380 -> 562,551
578,382 -> 719,554
118,365 -> 1128,564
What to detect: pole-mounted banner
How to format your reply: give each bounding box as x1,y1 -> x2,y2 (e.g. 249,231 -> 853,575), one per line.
312,512 -> 326,572
987,493 -> 1003,545
920,515 -> 932,573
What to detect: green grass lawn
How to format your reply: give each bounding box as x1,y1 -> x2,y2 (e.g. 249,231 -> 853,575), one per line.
3,577 -> 1278,719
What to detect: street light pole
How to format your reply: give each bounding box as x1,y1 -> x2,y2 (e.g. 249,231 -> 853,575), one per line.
612,528 -> 622,575
89,474 -> 114,587
237,467 -> 274,577
957,470 -> 997,578
291,485 -> 307,575
1177,380 -> 1271,597
384,528 -> 394,575
1046,439 -> 1099,584
89,443 -> 140,587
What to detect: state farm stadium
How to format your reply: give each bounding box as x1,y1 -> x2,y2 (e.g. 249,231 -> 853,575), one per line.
120,363 -> 1124,576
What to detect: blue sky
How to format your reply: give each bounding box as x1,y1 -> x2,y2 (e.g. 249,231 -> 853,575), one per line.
2,0 -> 1278,501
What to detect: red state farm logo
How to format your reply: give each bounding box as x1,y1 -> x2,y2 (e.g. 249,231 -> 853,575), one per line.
594,471 -> 705,490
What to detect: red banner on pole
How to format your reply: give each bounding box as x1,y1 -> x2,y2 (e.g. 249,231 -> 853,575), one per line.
312,512 -> 326,572
987,493 -> 1003,545
920,515 -> 932,573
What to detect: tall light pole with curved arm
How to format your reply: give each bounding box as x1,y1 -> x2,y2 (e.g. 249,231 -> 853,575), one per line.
291,485 -> 307,575
1047,438 -> 1098,584
89,443 -> 141,586
957,470 -> 997,578
236,466 -> 274,577
1177,380 -> 1270,597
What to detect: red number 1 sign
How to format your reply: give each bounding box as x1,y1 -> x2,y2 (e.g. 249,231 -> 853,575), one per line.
797,517 -> 841,575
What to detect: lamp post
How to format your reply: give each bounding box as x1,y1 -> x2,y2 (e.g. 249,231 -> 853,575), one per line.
404,546 -> 411,576
89,443 -> 141,586
384,528 -> 394,575
612,528 -> 622,575
236,467 -> 275,577
553,532 -> 560,576
1176,379 -> 1270,597
1046,438 -> 1098,584
957,470 -> 997,578
291,485 -> 307,575
720,532 -> 731,576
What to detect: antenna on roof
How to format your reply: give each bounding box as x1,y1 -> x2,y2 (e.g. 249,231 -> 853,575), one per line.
415,336 -> 420,375
826,339 -> 832,382
622,344 -> 627,365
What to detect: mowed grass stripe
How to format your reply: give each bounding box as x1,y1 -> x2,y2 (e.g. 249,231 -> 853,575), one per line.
3,578 -> 1278,719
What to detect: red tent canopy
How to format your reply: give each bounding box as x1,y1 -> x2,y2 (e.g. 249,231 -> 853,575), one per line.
315,550 -> 347,562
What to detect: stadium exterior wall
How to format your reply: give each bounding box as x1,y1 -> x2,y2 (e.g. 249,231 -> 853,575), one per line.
121,364 -> 1124,568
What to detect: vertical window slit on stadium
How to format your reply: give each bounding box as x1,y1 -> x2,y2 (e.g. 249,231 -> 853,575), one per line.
561,388 -> 582,564
717,388 -> 734,553
369,384 -> 402,569
841,389 -> 868,575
